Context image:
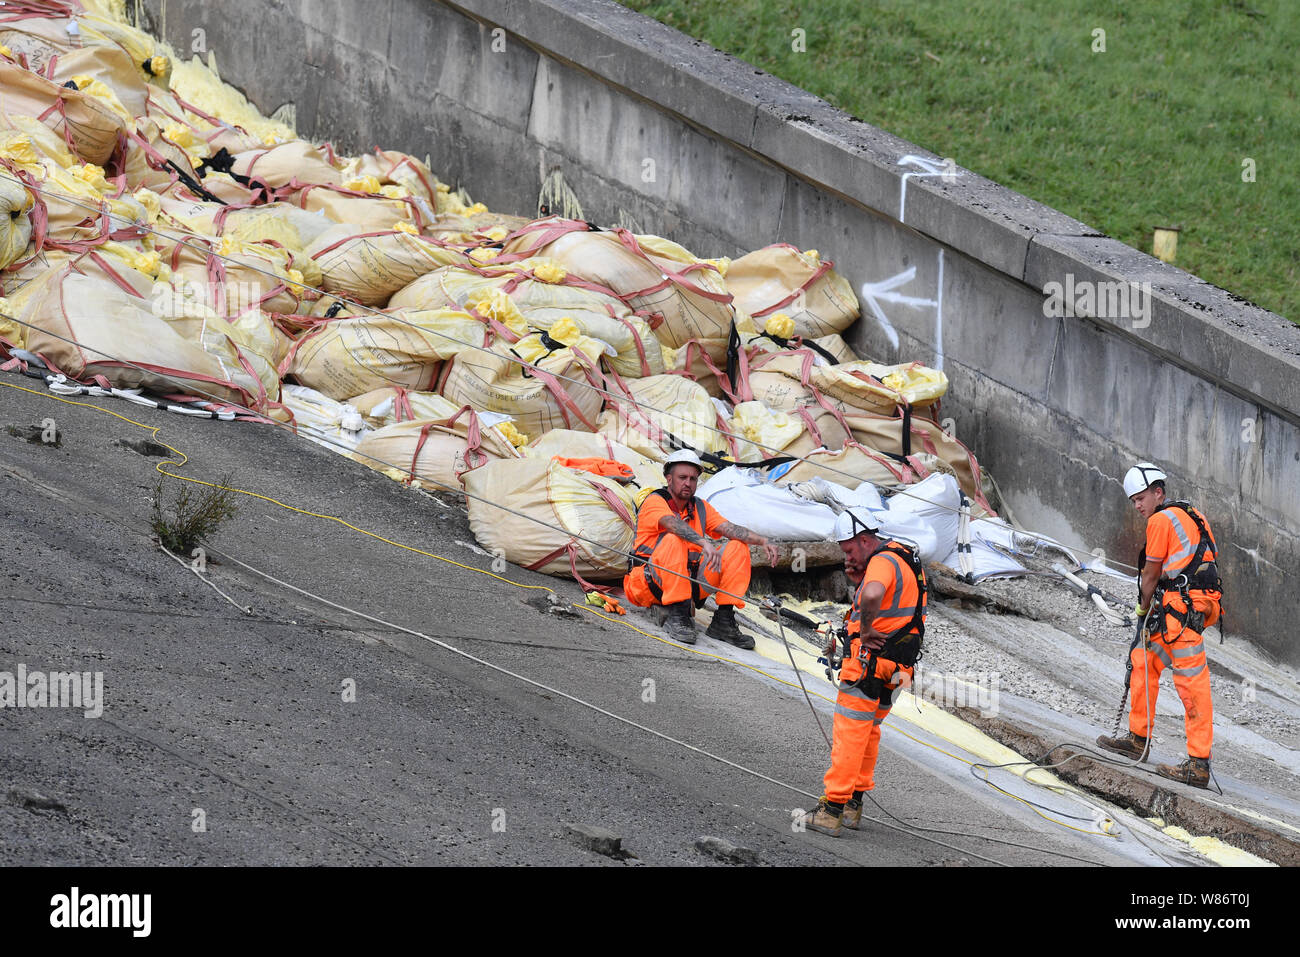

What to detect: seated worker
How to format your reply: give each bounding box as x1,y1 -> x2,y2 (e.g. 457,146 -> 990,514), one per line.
624,449 -> 778,647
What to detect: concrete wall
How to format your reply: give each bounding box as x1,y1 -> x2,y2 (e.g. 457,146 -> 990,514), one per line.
138,0 -> 1300,662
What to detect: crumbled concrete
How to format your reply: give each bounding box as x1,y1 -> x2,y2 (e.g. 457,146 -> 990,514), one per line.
695,835 -> 760,866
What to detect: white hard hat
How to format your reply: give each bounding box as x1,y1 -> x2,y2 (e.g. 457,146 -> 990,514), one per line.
663,448 -> 704,474
833,507 -> 880,543
1122,462 -> 1167,498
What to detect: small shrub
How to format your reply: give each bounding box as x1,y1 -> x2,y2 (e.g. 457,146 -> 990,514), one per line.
151,474 -> 240,555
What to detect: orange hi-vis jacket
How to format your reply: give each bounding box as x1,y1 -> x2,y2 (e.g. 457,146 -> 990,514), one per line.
1146,503 -> 1218,583
623,489 -> 751,609
841,540 -> 927,683
1130,503 -> 1220,759
823,540 -> 926,802
1144,502 -> 1222,629
630,489 -> 727,564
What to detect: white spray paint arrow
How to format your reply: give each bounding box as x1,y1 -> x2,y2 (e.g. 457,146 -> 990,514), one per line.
860,256 -> 945,370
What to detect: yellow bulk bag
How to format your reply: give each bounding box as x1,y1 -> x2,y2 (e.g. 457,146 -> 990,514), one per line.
347,386 -> 463,428
352,407 -> 523,491
440,335 -> 608,437
293,183 -> 421,231
288,308 -> 487,400
306,225 -> 468,306
839,410 -> 995,515
773,442 -> 922,490
523,428 -> 660,471
663,337 -> 731,398
811,361 -> 948,413
0,175 -> 33,269
725,244 -> 859,338
163,236 -> 306,318
230,140 -> 342,190
23,261 -> 277,410
50,45 -> 148,120
0,60 -> 127,165
501,219 -> 735,349
729,401 -> 803,463
391,260 -> 664,378
425,210 -> 532,244
596,373 -> 731,462
464,456 -> 661,582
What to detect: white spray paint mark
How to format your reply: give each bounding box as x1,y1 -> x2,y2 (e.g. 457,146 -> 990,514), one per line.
860,266 -> 940,356
934,248 -> 945,372
897,154 -> 959,224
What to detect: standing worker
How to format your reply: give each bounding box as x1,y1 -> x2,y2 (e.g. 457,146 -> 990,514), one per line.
1097,463 -> 1224,788
801,508 -> 927,837
624,449 -> 778,647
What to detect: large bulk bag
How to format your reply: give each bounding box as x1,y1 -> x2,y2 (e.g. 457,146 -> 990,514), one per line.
162,236 -> 306,318
771,442 -> 923,490
597,374 -> 732,462
725,244 -> 859,338
347,386 -> 464,428
0,175 -> 33,269
230,140 -> 342,190
840,410 -> 995,516
391,260 -> 664,378
288,308 -> 486,400
811,361 -> 948,414
463,455 -> 661,582
523,428 -> 659,471
352,406 -> 523,491
23,260 -> 278,410
0,60 -> 127,165
440,336 -> 608,438
501,219 -> 734,349
306,226 -> 468,306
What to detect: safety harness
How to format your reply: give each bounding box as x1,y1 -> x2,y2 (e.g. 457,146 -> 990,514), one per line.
832,542 -> 928,702
628,487 -> 710,607
1140,501 -> 1224,640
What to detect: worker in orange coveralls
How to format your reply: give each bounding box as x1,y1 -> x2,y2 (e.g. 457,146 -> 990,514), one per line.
624,449 -> 777,648
801,508 -> 927,837
1097,463 -> 1223,789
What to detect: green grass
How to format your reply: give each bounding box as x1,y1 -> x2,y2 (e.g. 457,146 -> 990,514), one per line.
620,0 -> 1300,321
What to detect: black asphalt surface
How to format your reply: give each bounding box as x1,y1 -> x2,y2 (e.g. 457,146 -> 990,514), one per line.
0,375 -> 1133,866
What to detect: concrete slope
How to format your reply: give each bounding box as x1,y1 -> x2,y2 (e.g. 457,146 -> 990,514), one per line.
2,374 -> 1142,867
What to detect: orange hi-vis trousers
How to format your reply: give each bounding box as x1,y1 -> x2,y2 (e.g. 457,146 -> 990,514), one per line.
624,535 -> 750,608
824,649 -> 912,803
1128,593 -> 1216,760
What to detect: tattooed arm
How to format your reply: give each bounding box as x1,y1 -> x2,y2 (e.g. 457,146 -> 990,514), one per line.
716,522 -> 780,567
660,514 -> 723,573
659,514 -> 709,547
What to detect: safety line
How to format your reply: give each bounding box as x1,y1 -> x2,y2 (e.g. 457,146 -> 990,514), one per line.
0,168 -> 1143,573
0,371 -> 1118,852
203,543 -> 1015,867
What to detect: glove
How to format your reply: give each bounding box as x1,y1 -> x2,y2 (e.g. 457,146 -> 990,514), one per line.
1134,602 -> 1148,618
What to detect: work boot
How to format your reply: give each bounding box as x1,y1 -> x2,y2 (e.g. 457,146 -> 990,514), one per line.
1095,730 -> 1150,761
843,797 -> 863,830
1156,756 -> 1211,789
705,605 -> 754,649
799,798 -> 843,837
663,601 -> 696,645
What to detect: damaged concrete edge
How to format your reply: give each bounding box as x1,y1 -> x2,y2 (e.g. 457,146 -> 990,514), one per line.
449,0 -> 1300,424
955,706 -> 1300,867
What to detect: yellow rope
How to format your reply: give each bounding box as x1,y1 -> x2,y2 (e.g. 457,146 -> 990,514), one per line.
1,376 -> 1115,839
